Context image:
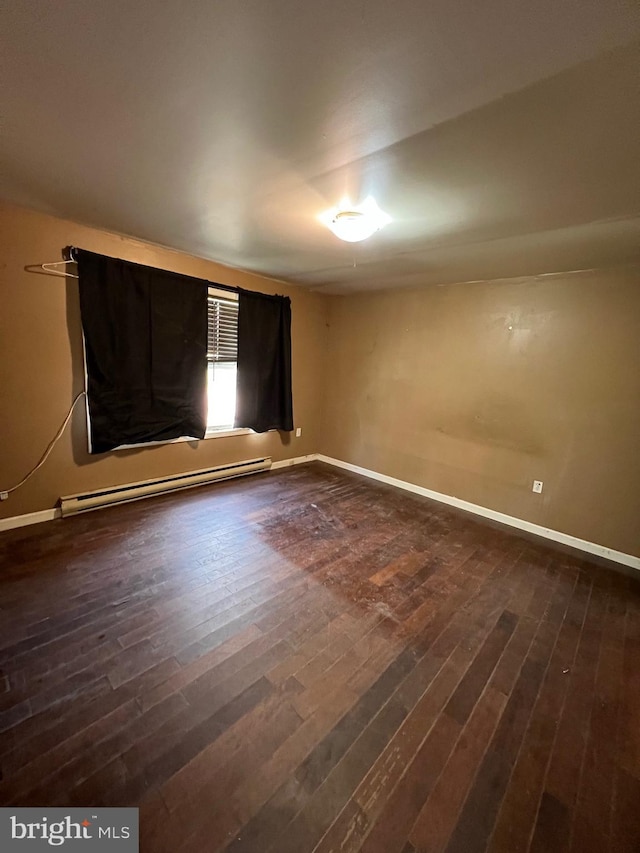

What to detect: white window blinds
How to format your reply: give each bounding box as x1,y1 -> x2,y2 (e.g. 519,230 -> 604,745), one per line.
207,291 -> 238,363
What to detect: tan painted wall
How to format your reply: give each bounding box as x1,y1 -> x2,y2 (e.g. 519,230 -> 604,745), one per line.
321,269 -> 640,558
2,200 -> 639,560
0,202 -> 329,519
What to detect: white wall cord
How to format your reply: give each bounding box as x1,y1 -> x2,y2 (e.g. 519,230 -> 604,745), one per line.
2,392 -> 86,494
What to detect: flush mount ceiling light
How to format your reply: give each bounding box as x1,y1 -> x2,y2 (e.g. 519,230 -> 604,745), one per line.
319,196 -> 391,242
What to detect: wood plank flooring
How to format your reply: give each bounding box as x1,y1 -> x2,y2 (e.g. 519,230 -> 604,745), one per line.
0,462 -> 638,852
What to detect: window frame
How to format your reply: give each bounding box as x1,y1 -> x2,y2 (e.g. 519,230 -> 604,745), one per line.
206,286 -> 245,437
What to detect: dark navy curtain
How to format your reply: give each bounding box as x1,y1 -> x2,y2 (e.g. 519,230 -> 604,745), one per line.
234,289 -> 293,433
77,250 -> 208,453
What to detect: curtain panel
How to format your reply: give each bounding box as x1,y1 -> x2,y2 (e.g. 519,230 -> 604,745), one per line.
77,250 -> 208,453
235,289 -> 294,433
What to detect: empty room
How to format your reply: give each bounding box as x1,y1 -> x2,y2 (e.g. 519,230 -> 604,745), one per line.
1,2 -> 639,852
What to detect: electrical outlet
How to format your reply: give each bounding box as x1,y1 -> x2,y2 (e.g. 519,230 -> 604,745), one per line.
532,480 -> 543,494
295,427 -> 302,437
0,491 -> 8,501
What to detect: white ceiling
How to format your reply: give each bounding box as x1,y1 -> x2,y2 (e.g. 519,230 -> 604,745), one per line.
2,0 -> 640,293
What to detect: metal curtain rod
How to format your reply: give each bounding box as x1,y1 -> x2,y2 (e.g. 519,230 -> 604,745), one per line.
36,246 -> 239,294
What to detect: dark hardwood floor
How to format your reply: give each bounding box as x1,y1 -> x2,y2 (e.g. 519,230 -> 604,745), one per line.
0,462 -> 638,852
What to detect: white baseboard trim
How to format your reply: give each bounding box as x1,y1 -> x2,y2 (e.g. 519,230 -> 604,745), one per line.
271,454 -> 318,470
0,507 -> 61,532
316,454 -> 640,571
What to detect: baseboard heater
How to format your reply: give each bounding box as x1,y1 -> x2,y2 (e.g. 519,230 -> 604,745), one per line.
59,457 -> 272,517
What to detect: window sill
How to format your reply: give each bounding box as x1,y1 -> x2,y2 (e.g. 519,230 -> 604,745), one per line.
204,427 -> 253,439
107,428 -> 254,452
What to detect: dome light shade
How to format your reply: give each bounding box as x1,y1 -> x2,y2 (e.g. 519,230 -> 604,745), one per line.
319,196 -> 391,242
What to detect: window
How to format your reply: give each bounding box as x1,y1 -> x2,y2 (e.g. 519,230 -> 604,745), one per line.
207,287 -> 239,431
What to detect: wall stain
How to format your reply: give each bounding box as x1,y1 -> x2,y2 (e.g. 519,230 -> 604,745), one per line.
435,394 -> 543,455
